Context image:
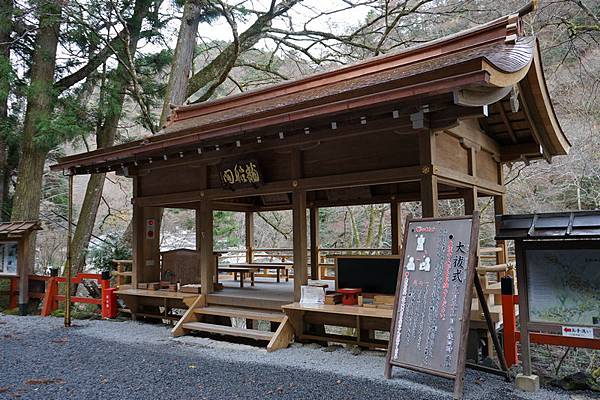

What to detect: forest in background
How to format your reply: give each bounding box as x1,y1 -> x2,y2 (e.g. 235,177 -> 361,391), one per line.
0,0 -> 597,272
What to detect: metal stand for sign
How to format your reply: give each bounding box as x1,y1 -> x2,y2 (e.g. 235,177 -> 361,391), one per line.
384,213 -> 509,400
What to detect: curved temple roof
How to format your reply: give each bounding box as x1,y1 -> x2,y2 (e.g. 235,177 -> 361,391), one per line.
52,4 -> 569,175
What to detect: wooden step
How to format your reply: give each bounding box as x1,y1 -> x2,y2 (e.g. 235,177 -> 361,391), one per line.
182,322 -> 274,341
479,247 -> 502,254
194,306 -> 284,322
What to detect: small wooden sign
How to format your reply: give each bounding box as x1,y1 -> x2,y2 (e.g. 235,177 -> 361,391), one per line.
385,213 -> 480,399
219,159 -> 263,190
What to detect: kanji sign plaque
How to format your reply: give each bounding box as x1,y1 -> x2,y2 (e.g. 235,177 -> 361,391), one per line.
219,159 -> 263,190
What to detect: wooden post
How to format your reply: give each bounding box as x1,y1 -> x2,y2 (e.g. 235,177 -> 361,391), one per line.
390,200 -> 402,255
199,199 -> 215,295
131,177 -> 142,288
65,173 -> 73,326
515,241 -> 533,376
17,235 -> 29,315
245,212 -> 254,263
419,130 -> 438,218
463,187 -> 478,214
420,175 -> 438,217
309,207 -> 319,280
292,189 -> 308,301
494,194 -> 508,273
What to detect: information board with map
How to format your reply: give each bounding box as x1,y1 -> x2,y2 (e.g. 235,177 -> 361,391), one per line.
525,247 -> 600,327
385,214 -> 479,398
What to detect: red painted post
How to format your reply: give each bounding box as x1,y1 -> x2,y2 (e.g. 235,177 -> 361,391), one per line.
501,276 -> 518,367
41,277 -> 59,316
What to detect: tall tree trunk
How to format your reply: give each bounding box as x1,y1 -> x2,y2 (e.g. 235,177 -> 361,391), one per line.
0,0 -> 13,220
121,0 -> 202,248
11,1 -> 62,270
160,1 -> 202,126
70,0 -> 153,273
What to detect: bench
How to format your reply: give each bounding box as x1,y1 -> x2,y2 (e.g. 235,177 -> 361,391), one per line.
282,302 -> 392,349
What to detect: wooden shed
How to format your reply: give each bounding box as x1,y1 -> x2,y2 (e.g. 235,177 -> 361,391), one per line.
0,221 -> 42,315
51,8 -> 569,348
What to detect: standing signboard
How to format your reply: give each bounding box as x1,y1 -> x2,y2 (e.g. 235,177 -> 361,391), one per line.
385,213 -> 480,399
496,211 -> 600,386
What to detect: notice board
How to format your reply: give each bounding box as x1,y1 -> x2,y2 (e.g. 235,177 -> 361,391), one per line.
523,240 -> 600,330
0,242 -> 18,275
385,214 -> 479,397
335,256 -> 400,295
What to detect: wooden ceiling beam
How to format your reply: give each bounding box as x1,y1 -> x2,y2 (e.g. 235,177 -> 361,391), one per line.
496,102 -> 518,143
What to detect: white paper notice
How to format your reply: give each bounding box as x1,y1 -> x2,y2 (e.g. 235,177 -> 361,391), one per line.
561,326 -> 594,339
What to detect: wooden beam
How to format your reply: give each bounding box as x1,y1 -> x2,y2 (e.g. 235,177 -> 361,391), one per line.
292,189 -> 308,302
434,165 -> 505,195
442,119 -> 500,156
496,102 -> 518,143
198,199 -> 214,295
500,142 -> 542,162
133,165 -> 423,206
309,207 -> 320,280
517,85 -> 551,162
245,212 -> 254,263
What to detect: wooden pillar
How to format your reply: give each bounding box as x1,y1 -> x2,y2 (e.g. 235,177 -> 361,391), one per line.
494,194 -> 509,269
134,206 -> 162,284
17,235 -> 30,315
419,129 -> 438,218
390,200 -> 402,255
64,173 -> 73,325
463,187 -> 478,215
309,207 -> 319,280
199,199 -> 215,295
292,189 -> 308,301
245,212 -> 254,263
420,175 -> 438,217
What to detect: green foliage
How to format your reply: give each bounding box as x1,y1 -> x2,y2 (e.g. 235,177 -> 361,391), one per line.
88,236 -> 132,272
3,307 -> 19,315
214,211 -> 242,249
34,93 -> 95,151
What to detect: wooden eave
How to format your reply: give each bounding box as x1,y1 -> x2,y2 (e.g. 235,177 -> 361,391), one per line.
0,221 -> 42,239
51,10 -> 568,174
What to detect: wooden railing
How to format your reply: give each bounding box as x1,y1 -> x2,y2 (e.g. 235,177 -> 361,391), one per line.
112,260 -> 133,289
216,247 -> 392,280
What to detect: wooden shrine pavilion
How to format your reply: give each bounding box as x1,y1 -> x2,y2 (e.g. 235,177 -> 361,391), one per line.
52,5 -> 569,350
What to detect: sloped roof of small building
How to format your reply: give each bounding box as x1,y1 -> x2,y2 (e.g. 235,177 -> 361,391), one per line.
52,4 -> 569,175
0,221 -> 42,238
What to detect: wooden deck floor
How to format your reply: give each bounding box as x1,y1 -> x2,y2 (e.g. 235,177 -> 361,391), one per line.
208,278 -> 334,311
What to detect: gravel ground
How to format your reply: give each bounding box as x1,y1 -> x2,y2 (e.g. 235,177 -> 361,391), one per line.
0,314 -> 594,400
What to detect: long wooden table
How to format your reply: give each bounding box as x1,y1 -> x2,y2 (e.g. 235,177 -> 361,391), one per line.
228,262 -> 293,282
217,266 -> 259,287
282,302 -> 393,349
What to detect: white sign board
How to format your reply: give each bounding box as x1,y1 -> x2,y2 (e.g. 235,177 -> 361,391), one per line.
0,242 -> 18,275
561,326 -> 594,339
